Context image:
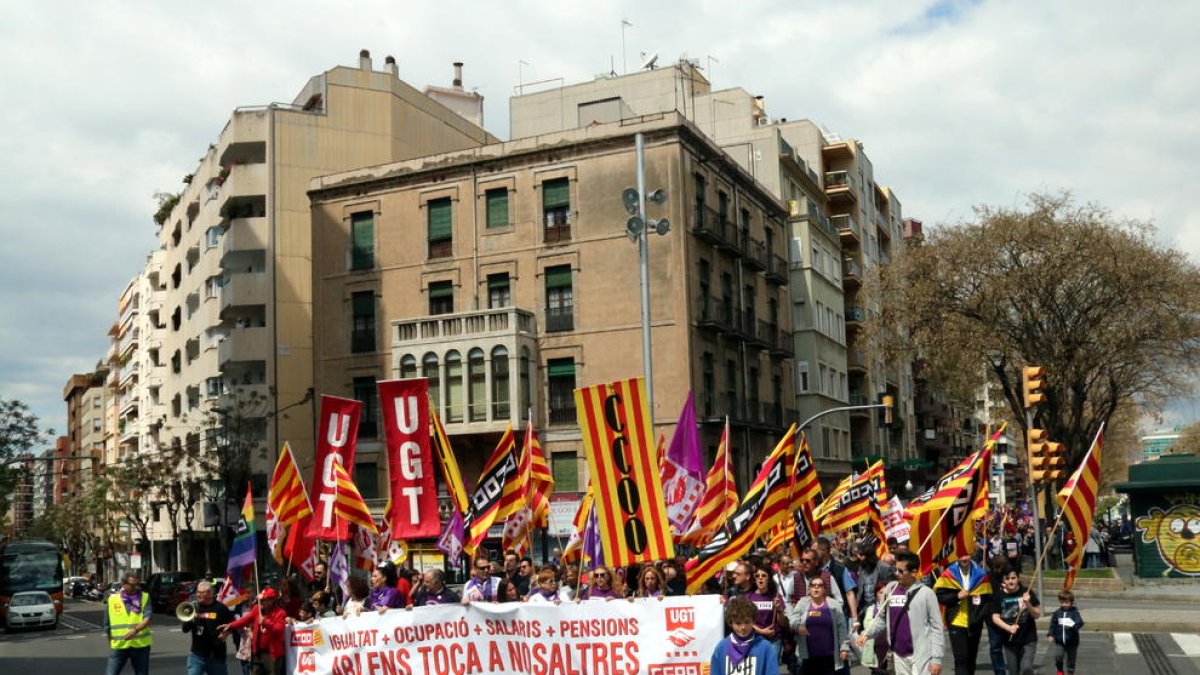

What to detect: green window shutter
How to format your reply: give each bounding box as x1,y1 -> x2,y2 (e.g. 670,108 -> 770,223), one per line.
352,291 -> 375,318
427,198 -> 452,240
545,265 -> 572,289
542,179 -> 570,209
488,274 -> 509,290
486,189 -> 509,228
351,212 -> 374,269
429,281 -> 454,299
547,359 -> 576,377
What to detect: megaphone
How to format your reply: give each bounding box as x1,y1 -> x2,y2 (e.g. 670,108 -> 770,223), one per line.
176,601 -> 197,622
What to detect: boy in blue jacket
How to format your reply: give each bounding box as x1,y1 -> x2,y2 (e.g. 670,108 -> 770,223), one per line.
1046,590 -> 1084,675
711,597 -> 780,675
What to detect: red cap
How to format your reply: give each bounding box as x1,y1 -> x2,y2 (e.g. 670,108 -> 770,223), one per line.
259,588 -> 279,600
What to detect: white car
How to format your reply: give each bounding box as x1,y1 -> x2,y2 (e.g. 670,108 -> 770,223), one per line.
5,591 -> 58,631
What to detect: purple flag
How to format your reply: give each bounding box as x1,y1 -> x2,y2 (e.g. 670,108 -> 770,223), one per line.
436,510 -> 466,562
663,392 -> 706,532
329,540 -> 350,601
582,506 -> 604,567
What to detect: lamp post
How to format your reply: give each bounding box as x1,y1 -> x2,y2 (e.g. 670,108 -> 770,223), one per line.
622,133 -> 670,422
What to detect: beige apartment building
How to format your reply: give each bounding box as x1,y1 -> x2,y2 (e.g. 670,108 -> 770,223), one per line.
101,52 -> 494,573
310,113 -> 796,534
508,61 -> 915,482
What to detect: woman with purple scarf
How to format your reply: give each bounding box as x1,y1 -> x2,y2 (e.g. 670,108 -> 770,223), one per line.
366,563 -> 408,613
745,565 -> 787,662
710,597 -> 780,675
787,576 -> 851,675
579,566 -> 620,600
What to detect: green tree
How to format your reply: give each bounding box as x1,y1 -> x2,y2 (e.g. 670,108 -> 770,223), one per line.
878,193 -> 1200,474
0,399 -> 53,524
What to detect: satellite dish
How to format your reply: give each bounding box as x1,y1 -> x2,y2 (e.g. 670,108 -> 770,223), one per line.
622,187 -> 640,214
642,52 -> 659,70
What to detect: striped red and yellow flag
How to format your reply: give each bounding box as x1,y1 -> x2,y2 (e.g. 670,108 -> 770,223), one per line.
679,418 -> 737,546
561,483 -> 594,564
905,427 -> 1003,574
821,461 -> 886,532
814,472 -> 854,522
330,460 -> 377,533
267,442 -> 312,526
577,377 -> 674,567
527,423 -> 554,528
430,406 -> 469,517
464,424 -> 522,556
685,426 -> 795,594
1058,426 -> 1103,591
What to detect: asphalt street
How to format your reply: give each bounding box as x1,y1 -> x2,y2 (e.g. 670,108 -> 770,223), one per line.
2,598 -> 1199,674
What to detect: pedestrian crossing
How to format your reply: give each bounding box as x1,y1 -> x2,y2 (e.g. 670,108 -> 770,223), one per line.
1113,632 -> 1200,657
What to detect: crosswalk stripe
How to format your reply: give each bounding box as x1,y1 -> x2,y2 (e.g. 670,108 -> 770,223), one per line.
1172,633 -> 1200,657
1114,632 -> 1138,654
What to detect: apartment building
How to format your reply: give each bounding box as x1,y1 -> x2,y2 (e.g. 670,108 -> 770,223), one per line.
310,113 -> 795,541
508,61 -> 915,483
61,370 -> 109,502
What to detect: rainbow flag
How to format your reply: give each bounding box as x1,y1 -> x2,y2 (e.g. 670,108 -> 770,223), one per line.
226,484 -> 256,573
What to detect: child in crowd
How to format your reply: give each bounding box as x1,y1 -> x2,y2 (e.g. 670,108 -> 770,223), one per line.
1046,590 -> 1084,675
710,597 -> 780,675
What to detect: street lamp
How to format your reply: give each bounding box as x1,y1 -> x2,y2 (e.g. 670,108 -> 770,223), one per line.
622,133 -> 670,420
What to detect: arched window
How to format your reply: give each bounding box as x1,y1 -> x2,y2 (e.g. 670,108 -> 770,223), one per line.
519,347 -> 531,418
491,346 -> 510,419
445,350 -> 463,423
468,348 -> 486,422
399,354 -> 417,380
422,352 -> 440,415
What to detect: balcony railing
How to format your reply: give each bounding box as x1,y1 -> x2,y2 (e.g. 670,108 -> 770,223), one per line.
394,308 -> 537,345
843,257 -> 862,281
691,206 -> 736,250
831,214 -> 859,241
766,253 -> 789,284
824,171 -> 857,199
698,295 -> 735,331
350,328 -> 377,353
741,236 -> 766,270
548,401 -> 577,425
544,210 -> 572,244
545,306 -> 574,333
428,238 -> 453,259
846,305 -> 866,323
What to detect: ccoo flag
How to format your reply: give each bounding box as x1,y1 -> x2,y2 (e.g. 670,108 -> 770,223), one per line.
463,425 -> 522,556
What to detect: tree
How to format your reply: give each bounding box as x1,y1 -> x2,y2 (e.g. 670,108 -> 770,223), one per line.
878,193 -> 1200,475
0,399 -> 53,524
1174,421 -> 1200,455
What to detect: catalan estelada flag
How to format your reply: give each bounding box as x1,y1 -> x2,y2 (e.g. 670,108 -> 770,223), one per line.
329,459 -> 377,533
464,424 -> 521,556
226,483 -> 256,574
679,417 -> 737,546
906,427 -> 1002,574
684,426 -> 795,594
1058,425 -> 1104,591
268,442 -> 312,525
576,377 -> 674,567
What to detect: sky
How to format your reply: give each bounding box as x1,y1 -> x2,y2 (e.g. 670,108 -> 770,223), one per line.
3,0 -> 1199,442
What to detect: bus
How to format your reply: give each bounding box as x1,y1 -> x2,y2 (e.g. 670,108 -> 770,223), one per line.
0,540 -> 65,623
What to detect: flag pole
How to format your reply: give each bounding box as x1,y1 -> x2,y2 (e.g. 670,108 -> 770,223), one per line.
1028,425 -> 1103,591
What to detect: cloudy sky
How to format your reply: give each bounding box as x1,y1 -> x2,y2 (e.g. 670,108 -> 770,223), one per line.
3,0 -> 1199,440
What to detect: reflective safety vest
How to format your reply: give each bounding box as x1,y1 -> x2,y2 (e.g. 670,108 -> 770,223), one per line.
107,592 -> 153,650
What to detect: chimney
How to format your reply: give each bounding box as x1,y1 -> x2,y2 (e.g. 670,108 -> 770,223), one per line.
359,49 -> 372,71
453,62 -> 464,90
385,55 -> 398,77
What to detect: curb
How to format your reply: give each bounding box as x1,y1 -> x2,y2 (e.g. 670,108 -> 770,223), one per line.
1072,591 -> 1200,604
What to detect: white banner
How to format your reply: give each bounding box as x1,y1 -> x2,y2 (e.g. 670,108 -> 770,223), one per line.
286,595 -> 723,675
883,496 -> 911,542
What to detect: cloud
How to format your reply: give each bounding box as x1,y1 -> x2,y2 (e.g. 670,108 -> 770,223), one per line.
2,0 -> 1198,435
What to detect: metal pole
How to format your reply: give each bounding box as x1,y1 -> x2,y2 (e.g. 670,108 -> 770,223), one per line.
1025,409 -> 1045,602
636,133 -> 655,424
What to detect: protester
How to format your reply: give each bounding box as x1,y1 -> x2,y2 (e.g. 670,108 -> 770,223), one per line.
310,590 -> 337,618
745,566 -> 786,661
526,568 -> 569,603
635,565 -> 667,599
218,588 -> 288,675
858,551 -> 945,675
990,566 -> 1041,675
580,566 -> 620,600
935,554 -> 993,675
412,568 -> 461,606
367,563 -> 408,612
278,576 -> 303,619
857,582 -> 890,675
1046,590 -> 1084,675
788,575 -> 850,674
513,556 -> 535,596
462,555 -> 502,603
104,574 -> 153,675
496,578 -> 523,603
560,564 -> 580,601
711,597 -> 780,675
342,576 -> 370,617
984,556 -> 1009,675
182,580 -> 234,675
815,537 -> 857,627
725,561 -> 755,600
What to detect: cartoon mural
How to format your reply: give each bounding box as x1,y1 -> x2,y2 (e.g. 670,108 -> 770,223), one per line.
1136,504 -> 1200,576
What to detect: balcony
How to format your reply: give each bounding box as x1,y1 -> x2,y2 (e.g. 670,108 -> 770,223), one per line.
220,162 -> 267,203
848,350 -> 867,374
846,305 -> 865,330
740,236 -> 766,270
697,295 -> 735,332
544,210 -> 572,244
548,401 -> 577,426
118,328 -> 139,358
691,206 -> 736,251
220,217 -> 268,262
748,318 -> 772,349
770,326 -> 793,357
842,257 -> 862,287
876,213 -> 892,240
428,238 -> 453,259
119,361 -> 140,388
545,306 -> 574,333
766,253 -> 788,285
218,326 -> 269,367
119,394 -> 139,417
831,214 -> 859,244
219,272 -> 269,318
394,308 -> 537,346
824,171 -> 858,203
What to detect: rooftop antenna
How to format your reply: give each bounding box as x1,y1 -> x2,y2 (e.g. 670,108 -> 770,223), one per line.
621,18 -> 633,74
517,59 -> 530,95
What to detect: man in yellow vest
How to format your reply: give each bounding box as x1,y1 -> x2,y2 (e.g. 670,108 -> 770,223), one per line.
104,574 -> 153,675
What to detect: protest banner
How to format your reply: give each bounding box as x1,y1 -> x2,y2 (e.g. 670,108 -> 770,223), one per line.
285,595 -> 722,675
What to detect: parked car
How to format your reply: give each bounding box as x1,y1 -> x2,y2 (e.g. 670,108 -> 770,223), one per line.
5,591 -> 58,631
147,571 -> 198,613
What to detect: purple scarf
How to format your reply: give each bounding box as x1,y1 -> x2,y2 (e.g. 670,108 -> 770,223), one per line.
119,590 -> 142,615
727,633 -> 755,667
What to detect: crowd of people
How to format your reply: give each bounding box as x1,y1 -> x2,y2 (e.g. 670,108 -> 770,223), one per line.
103,529 -> 1088,675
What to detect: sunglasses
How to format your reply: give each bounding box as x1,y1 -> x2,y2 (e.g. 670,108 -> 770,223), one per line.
800,559 -> 815,564
475,565 -> 489,570
810,583 -> 825,589
755,573 -> 770,579
593,572 -> 609,578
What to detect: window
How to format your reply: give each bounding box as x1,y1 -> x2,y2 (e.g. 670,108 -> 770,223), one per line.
551,452 -> 579,492
429,281 -> 454,315
487,273 -> 511,309
350,211 -> 374,270
354,462 -> 379,500
427,198 -> 452,259
718,191 -> 729,225
93,397 -> 101,409
725,359 -> 738,416
92,418 -> 102,432
491,346 -> 510,419
399,355 -> 417,379
699,258 -> 712,320
485,188 -> 509,228
702,352 -> 715,416
422,353 -> 440,414
445,350 -> 463,423
351,291 -> 376,353
543,178 -> 571,242
205,227 -> 222,249
468,348 -> 486,422
547,358 -> 576,424
354,376 -> 378,439
545,265 -> 573,332
797,361 -> 809,393
205,377 -> 223,398
519,347 -> 531,416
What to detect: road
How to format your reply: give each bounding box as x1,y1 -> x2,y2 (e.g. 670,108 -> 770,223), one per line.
3,598 -> 1199,674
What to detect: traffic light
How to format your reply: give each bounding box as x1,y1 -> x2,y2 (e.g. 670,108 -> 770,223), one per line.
879,394 -> 895,427
1028,428 -> 1067,484
1022,366 -> 1046,409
